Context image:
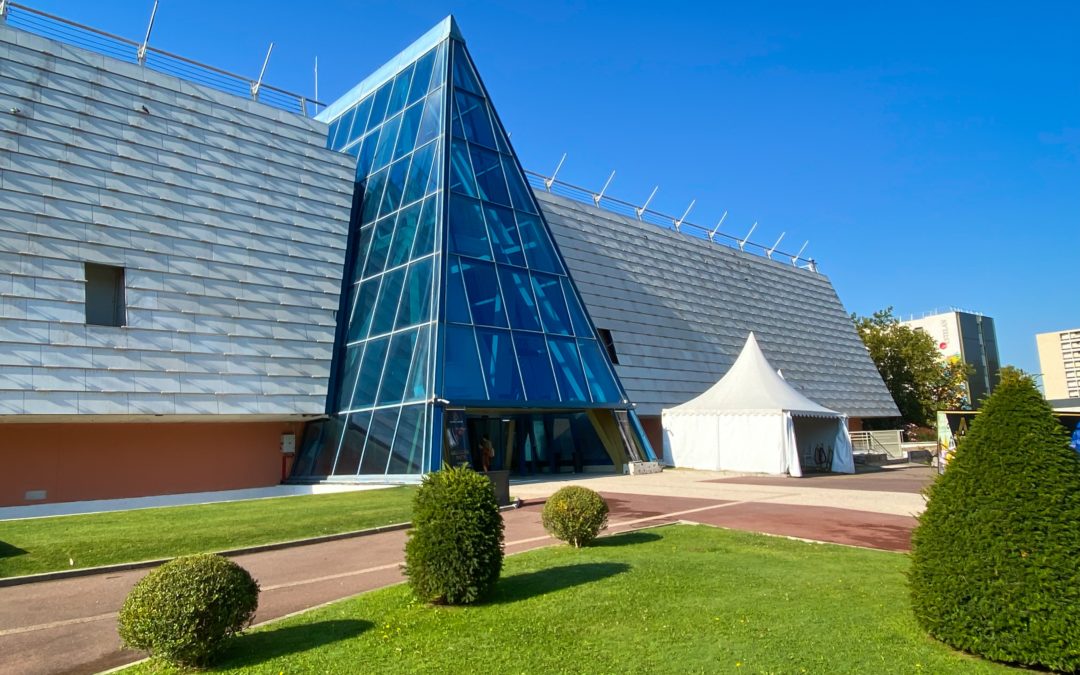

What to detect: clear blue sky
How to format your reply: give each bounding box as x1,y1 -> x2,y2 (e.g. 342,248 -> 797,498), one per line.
29,1 -> 1080,377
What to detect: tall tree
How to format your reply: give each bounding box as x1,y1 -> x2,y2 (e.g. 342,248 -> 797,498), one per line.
852,308 -> 972,427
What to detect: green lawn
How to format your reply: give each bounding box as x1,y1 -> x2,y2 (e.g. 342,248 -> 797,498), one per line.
0,487 -> 415,578
129,525 -> 1017,674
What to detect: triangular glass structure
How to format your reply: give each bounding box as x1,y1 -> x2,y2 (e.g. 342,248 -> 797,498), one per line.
292,18 -> 654,481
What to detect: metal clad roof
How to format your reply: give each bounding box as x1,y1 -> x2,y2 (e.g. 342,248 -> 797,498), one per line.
536,190 -> 899,419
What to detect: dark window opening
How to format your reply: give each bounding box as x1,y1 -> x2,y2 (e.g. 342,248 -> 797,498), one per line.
85,263 -> 125,327
597,328 -> 619,365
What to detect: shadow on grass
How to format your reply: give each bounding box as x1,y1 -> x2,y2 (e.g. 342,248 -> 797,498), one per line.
592,530 -> 662,547
491,562 -> 630,604
0,541 -> 28,559
216,619 -> 372,668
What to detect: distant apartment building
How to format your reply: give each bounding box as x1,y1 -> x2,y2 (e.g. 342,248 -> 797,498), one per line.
901,310 -> 1001,407
1036,328 -> 1080,401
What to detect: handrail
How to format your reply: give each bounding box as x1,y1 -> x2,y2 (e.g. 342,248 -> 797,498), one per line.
525,170 -> 820,272
1,2 -> 324,117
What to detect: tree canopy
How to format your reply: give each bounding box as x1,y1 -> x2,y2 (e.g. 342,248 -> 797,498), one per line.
852,308 -> 971,427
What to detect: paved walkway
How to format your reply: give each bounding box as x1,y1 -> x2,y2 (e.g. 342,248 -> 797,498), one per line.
0,466 -> 928,675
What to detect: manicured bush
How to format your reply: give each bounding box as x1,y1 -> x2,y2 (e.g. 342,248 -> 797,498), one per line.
117,553 -> 259,668
909,372 -> 1080,671
542,485 -> 609,547
404,466 -> 504,605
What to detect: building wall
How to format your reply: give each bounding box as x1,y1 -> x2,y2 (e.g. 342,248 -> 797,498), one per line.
538,191 -> 899,419
1,421 -> 300,505
1038,329 -> 1080,399
902,311 -> 1001,406
0,24 -> 355,417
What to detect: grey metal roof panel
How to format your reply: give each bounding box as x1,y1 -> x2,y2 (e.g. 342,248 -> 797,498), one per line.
536,190 -> 899,419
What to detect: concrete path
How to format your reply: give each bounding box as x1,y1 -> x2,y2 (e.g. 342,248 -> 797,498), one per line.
0,467 -> 929,675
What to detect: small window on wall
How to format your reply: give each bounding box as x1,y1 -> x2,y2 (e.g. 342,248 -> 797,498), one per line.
84,263 -> 126,327
597,328 -> 619,365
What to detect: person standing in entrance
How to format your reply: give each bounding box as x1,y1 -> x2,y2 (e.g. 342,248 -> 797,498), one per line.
480,435 -> 495,472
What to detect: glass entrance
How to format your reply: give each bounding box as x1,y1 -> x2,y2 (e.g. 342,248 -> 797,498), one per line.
443,411 -> 617,476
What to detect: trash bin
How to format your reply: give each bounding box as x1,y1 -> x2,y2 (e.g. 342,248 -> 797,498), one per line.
484,470 -> 510,506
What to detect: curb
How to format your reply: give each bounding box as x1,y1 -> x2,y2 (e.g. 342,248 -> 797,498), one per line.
0,501 -> 526,588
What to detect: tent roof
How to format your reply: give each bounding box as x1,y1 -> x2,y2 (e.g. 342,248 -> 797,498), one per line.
666,333 -> 841,417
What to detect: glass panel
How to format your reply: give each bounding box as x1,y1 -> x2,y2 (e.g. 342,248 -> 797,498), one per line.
387,404 -> 425,474
387,202 -> 421,269
416,90 -> 443,147
502,155 -> 537,214
531,271 -> 572,335
578,338 -> 621,403
367,80 -> 394,132
359,168 -> 387,225
350,223 -> 374,282
346,278 -> 379,343
408,48 -> 437,106
411,196 -> 437,258
446,256 -> 472,324
331,107 -> 355,150
348,95 -> 375,145
378,329 -> 418,404
362,215 -> 395,278
461,259 -> 507,327
469,144 -> 511,207
484,203 -> 526,266
356,131 -> 379,180
372,114 -> 401,172
513,332 -> 560,401
452,41 -> 482,95
453,89 -> 496,149
562,277 -> 593,337
394,100 -> 424,161
403,140 -> 436,206
335,343 -> 363,410
444,324 -> 486,400
548,336 -> 589,402
370,266 -> 406,337
493,116 -> 512,155
448,194 -> 491,259
350,336 -> 388,409
405,325 -> 431,401
308,419 -> 341,476
359,407 -> 398,474
498,266 -> 541,331
396,257 -> 434,330
387,64 -> 414,120
380,157 -> 409,218
517,212 -> 563,273
448,138 -> 478,197
476,328 -> 524,401
333,410 -> 372,475
428,42 -> 447,92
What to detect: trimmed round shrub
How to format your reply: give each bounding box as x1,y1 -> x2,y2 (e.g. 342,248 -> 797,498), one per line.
910,372 -> 1080,671
542,486 -> 609,547
118,553 -> 259,668
404,466 -> 504,605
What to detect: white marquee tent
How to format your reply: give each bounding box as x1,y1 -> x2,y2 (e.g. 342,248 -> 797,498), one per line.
661,332 -> 855,477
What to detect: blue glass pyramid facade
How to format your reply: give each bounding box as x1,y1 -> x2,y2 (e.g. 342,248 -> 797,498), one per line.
294,20 -> 640,479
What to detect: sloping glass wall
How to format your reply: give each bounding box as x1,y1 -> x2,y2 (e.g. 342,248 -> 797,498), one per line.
292,21 -> 649,481
438,41 -> 625,408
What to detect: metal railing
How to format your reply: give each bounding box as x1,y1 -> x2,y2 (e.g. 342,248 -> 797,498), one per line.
525,170 -> 819,272
850,430 -> 904,460
0,1 -> 324,117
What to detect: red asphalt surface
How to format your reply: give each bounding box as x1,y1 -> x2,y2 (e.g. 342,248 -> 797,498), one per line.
0,488 -> 918,675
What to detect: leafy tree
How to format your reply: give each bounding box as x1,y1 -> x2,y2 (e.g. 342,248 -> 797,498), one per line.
909,370 -> 1080,671
852,308 -> 972,427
